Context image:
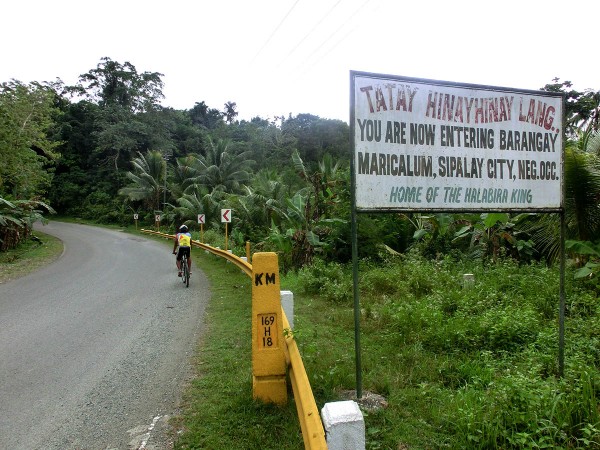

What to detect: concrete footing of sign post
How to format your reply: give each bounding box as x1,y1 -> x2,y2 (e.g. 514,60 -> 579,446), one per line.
280,290 -> 294,329
321,400 -> 365,450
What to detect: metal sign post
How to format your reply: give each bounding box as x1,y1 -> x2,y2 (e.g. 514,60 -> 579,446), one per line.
559,211 -> 566,376
350,166 -> 362,399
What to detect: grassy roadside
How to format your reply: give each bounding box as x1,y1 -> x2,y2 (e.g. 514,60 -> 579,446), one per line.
282,256 -> 600,449
7,221 -> 597,448
0,230 -> 63,284
173,249 -> 305,450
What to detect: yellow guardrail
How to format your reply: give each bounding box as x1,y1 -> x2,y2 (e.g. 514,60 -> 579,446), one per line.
141,229 -> 327,449
282,312 -> 327,449
141,229 -> 252,276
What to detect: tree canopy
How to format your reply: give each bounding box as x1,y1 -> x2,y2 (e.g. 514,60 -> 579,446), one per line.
4,57 -> 600,269
0,80 -> 60,199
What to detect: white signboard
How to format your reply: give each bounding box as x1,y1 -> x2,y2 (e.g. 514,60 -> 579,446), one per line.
155,214 -> 161,222
351,72 -> 564,211
133,214 -> 138,220
197,214 -> 205,224
221,209 -> 231,223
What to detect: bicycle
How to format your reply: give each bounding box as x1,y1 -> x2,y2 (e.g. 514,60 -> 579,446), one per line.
180,252 -> 190,288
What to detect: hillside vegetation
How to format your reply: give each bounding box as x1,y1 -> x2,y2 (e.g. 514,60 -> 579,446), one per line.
2,58 -> 600,448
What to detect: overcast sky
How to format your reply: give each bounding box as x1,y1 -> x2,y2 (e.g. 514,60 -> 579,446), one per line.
2,0 -> 598,123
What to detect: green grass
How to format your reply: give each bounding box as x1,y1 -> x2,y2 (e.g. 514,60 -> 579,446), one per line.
282,254 -> 600,449
7,223 -> 599,449
0,231 -> 63,284
174,250 -> 304,450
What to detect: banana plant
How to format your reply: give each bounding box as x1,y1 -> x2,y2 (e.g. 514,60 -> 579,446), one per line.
565,240 -> 600,279
0,196 -> 55,251
453,212 -> 535,261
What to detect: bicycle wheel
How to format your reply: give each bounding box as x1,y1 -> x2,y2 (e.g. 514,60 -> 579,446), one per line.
181,255 -> 186,283
183,256 -> 190,287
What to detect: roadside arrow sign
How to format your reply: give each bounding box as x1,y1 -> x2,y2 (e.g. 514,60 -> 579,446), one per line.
133,214 -> 138,220
198,214 -> 205,224
155,214 -> 161,222
221,209 -> 231,223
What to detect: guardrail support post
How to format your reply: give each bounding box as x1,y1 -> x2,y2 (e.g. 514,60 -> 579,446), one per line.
252,252 -> 287,405
280,290 -> 294,329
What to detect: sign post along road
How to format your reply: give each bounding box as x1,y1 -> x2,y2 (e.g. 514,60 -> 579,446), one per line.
350,71 -> 567,394
351,72 -> 564,212
197,214 -> 205,243
221,209 -> 231,251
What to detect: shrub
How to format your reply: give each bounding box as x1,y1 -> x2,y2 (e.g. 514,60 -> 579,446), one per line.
484,307 -> 541,351
451,368 -> 600,449
296,259 -> 346,296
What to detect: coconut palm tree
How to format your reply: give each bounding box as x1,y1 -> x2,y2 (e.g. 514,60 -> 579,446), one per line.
223,101 -> 238,124
194,138 -> 254,194
565,132 -> 600,241
520,129 -> 600,262
170,155 -> 202,199
119,150 -> 166,211
243,169 -> 288,225
173,188 -> 218,223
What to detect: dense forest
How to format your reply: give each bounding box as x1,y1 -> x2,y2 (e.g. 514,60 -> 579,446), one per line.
2,57 -> 600,272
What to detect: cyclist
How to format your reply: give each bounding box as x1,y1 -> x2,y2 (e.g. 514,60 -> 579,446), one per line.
172,224 -> 192,277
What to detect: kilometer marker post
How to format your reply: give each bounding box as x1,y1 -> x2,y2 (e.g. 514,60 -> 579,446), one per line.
251,252 -> 287,405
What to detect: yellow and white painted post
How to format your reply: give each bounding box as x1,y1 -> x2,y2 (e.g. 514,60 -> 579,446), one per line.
251,252 -> 287,405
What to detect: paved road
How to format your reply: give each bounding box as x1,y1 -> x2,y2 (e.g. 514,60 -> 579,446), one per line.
0,222 -> 209,449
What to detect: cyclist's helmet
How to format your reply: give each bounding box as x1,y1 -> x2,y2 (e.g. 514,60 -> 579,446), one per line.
179,225 -> 188,232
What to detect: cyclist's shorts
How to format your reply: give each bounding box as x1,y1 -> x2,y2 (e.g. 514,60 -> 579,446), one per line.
176,247 -> 190,261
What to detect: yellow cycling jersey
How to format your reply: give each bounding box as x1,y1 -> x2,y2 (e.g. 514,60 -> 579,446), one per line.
178,233 -> 191,247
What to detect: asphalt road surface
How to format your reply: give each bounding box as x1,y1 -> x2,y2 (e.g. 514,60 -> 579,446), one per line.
0,222 -> 209,449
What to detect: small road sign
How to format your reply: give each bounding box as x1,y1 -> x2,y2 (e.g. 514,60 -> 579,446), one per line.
221,209 -> 231,223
